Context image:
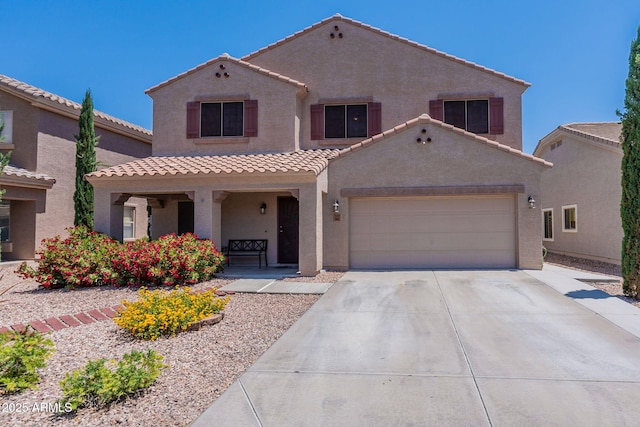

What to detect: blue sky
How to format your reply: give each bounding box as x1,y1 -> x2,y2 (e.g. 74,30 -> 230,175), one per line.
3,0 -> 640,153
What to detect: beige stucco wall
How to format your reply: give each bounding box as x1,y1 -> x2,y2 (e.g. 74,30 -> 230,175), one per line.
324,121 -> 546,270
148,60 -> 303,156
0,91 -> 39,170
537,135 -> 623,264
35,110 -> 151,247
246,18 -> 527,151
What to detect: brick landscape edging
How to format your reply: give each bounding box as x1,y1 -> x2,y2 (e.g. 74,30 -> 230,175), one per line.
0,305 -> 124,335
0,288 -> 233,335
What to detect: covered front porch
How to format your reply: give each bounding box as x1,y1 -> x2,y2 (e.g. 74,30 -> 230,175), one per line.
87,153 -> 335,275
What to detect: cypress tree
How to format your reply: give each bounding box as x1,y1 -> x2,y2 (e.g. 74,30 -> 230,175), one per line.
620,26 -> 640,297
73,90 -> 98,228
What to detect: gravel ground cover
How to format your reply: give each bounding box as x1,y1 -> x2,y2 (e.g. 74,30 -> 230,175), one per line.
1,263 -> 324,426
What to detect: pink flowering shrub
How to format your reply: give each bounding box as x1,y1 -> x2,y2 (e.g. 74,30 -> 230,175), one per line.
17,226 -> 225,289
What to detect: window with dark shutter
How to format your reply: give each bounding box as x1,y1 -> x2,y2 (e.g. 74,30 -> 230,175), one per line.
489,97 -> 504,135
429,99 -> 443,121
244,99 -> 258,137
310,104 -> 325,140
368,102 -> 382,137
186,102 -> 201,138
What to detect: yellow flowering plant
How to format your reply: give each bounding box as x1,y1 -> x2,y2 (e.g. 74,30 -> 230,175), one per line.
114,287 -> 230,340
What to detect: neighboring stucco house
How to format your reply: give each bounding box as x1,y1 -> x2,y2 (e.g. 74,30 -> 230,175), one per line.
87,14 -> 549,274
0,74 -> 152,260
534,122 -> 623,264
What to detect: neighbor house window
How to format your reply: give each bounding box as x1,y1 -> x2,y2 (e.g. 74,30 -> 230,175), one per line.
310,101 -> 382,140
429,97 -> 504,135
186,99 -> 258,139
0,111 -> 13,144
543,208 -> 553,241
325,104 -> 368,138
562,205 -> 577,232
0,201 -> 9,242
123,206 -> 135,240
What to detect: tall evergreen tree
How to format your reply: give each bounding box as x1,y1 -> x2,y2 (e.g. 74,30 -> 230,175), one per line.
73,90 -> 98,228
620,25 -> 640,297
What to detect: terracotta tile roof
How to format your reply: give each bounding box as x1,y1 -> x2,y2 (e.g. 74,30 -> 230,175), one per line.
1,165 -> 56,186
87,150 -> 341,179
562,122 -> 622,146
533,122 -> 622,156
336,114 -> 552,167
242,14 -> 530,88
146,54 -> 308,94
0,74 -> 152,140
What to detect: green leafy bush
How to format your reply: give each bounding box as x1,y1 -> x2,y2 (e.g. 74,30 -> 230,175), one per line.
59,349 -> 165,411
17,226 -> 225,289
17,225 -> 117,288
0,328 -> 55,394
114,287 -> 230,340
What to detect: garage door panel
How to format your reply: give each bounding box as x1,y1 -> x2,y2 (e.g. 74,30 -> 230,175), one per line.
349,196 -> 516,269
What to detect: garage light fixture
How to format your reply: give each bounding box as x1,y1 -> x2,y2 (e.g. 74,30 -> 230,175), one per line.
260,202 -> 267,215
333,200 -> 340,213
528,195 -> 536,209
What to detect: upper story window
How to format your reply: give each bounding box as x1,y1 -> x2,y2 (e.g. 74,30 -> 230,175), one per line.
444,100 -> 488,134
325,104 -> 368,138
310,101 -> 381,141
429,97 -> 504,135
0,111 -> 13,144
201,102 -> 243,137
186,99 -> 257,139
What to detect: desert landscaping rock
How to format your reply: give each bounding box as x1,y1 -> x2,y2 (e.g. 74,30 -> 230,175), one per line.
1,265 -> 321,427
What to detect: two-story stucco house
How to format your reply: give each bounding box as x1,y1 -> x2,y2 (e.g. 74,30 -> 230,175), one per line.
0,74 -> 152,260
534,122 -> 623,264
87,14 -> 550,274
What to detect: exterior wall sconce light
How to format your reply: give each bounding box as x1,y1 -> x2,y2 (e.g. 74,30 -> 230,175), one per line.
260,202 -> 267,215
528,195 -> 536,209
333,200 -> 340,213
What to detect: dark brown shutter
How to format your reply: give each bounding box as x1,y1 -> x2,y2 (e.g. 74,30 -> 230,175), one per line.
429,99 -> 443,121
310,104 -> 324,140
367,102 -> 382,137
489,97 -> 504,135
186,102 -> 200,138
244,99 -> 258,137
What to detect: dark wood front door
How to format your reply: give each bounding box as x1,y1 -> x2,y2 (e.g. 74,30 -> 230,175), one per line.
277,196 -> 299,264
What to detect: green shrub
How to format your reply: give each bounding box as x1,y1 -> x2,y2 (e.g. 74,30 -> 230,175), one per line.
17,225 -> 117,288
114,287 -> 230,340
59,349 -> 165,411
17,226 -> 225,289
0,328 -> 55,394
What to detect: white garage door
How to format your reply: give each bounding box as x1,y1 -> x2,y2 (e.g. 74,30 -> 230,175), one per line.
349,195 -> 516,269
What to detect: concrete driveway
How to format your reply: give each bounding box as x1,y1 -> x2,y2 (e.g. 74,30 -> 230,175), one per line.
192,269 -> 640,426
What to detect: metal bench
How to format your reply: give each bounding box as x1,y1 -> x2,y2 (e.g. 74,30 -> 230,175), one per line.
224,239 -> 268,268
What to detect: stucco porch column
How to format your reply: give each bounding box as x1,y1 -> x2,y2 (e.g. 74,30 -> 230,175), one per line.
298,180 -> 325,275
193,189 -> 224,247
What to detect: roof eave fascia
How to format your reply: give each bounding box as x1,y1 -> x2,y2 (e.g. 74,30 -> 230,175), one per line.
0,175 -> 55,190
0,85 -> 152,145
86,169 -> 322,184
